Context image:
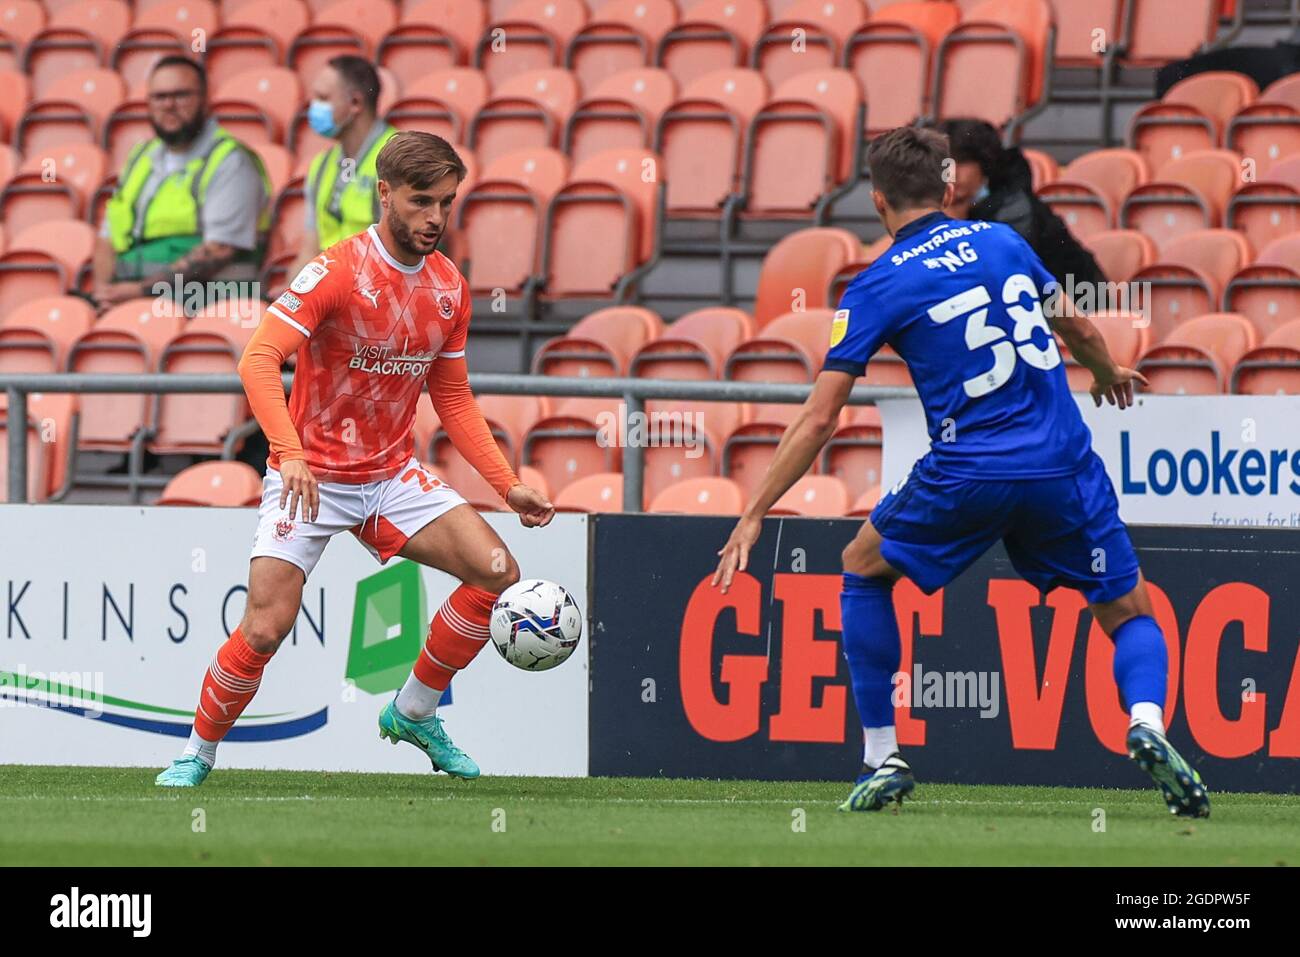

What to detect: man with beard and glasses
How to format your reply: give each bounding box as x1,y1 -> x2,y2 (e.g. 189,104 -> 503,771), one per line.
94,56 -> 271,313
155,131 -> 555,788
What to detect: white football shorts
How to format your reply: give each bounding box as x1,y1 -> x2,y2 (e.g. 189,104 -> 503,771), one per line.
250,457 -> 468,578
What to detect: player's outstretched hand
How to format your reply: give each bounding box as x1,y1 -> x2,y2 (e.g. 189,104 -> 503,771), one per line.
279,458 -> 319,522
506,484 -> 555,528
712,514 -> 762,595
1090,365 -> 1149,410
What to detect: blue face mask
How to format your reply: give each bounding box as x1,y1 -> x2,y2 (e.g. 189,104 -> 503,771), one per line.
973,181 -> 991,205
307,99 -> 339,137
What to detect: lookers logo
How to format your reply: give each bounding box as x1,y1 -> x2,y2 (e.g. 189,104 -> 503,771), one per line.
1119,432 -> 1300,497
50,887 -> 151,937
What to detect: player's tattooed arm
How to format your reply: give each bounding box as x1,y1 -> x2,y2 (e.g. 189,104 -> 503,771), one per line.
136,241 -> 240,295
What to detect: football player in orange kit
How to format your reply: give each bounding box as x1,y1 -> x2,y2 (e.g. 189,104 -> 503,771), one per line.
156,131 -> 554,787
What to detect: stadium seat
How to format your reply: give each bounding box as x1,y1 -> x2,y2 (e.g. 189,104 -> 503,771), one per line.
741,69 -> 861,217
0,66 -> 30,140
1022,147 -> 1059,190
751,0 -> 866,90
469,68 -> 580,167
399,0 -> 486,64
22,28 -> 106,101
820,404 -> 883,504
533,305 -> 663,377
753,226 -> 862,328
213,67 -> 303,144
648,475 -> 745,515
721,401 -> 807,499
1121,149 -> 1241,251
1039,149 -> 1150,238
0,391 -> 77,502
1231,317 -> 1300,394
1225,103 -> 1300,178
541,147 -> 662,298
150,303 -> 260,456
16,67 -> 124,154
286,23 -> 367,92
725,309 -> 832,383
630,306 -> 755,380
456,180 -> 546,297
0,294 -> 93,373
1121,0 -> 1228,68
1057,312 -> 1150,392
1047,0 -> 1123,68
67,297 -> 186,453
157,460 -> 264,507
1082,230 -> 1157,283
430,395 -> 552,490
0,144 -> 105,238
1226,155 -> 1300,254
1221,264 -> 1300,340
312,0 -> 397,54
847,484 -> 882,517
112,29 -> 190,99
553,470 -> 622,512
0,0 -> 46,72
769,474 -> 850,516
1137,312 -> 1257,394
393,68 -> 491,141
654,67 -> 768,215
1132,229 -> 1252,343
844,0 -> 960,135
0,220 -> 95,319
563,67 -> 677,164
933,0 -> 1053,130
1129,72 -> 1257,173
654,0 -> 768,89
475,0 -> 589,88
522,396 -> 623,496
565,0 -> 678,94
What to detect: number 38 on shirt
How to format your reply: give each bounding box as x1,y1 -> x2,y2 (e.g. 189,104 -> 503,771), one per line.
927,273 -> 1061,398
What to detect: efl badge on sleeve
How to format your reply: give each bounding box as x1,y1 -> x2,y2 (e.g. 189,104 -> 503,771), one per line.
830,309 -> 850,348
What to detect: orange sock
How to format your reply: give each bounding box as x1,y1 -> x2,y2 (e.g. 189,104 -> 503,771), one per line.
193,627 -> 273,741
411,584 -> 497,692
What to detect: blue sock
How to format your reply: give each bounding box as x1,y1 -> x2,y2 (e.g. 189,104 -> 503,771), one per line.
840,573 -> 900,729
1111,615 -> 1167,711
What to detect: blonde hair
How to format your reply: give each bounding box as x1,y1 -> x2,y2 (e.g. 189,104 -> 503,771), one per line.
375,131 -> 466,190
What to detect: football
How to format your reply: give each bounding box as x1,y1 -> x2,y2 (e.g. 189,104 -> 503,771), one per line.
489,579 -> 583,672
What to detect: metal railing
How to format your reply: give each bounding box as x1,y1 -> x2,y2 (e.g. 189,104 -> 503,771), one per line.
1,373 -> 916,510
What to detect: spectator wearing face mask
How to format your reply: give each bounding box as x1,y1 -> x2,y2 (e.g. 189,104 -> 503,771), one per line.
937,119 -> 1107,298
289,56 -> 399,279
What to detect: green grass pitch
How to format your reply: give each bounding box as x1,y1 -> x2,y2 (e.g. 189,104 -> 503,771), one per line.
2,766 -> 1298,866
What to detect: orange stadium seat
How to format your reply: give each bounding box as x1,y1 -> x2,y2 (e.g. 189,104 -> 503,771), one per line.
630,306 -> 755,380
821,404 -> 883,503
844,1 -> 961,135
22,29 -> 103,101
0,67 -> 30,141
0,0 -> 46,73
1,144 -> 105,237
1231,318 -> 1300,394
542,147 -> 662,297
649,475 -> 745,515
16,67 -> 124,154
112,30 -> 190,99
1132,229 -> 1252,343
1121,149 -> 1242,251
533,304 -> 662,377
1255,233 -> 1300,271
522,396 -> 623,496
933,0 -> 1052,129
554,470 -> 622,512
1138,312 -> 1257,395
1047,0 -> 1122,68
1221,264 -> 1300,340
469,68 -> 580,167
1057,312 -> 1150,392
204,25 -> 286,95
1260,71 -> 1300,112
132,0 -> 220,45
1226,154 -> 1300,254
157,460 -> 264,507
640,398 -> 746,504
655,67 -> 767,215
400,0 -> 485,56
725,308 -> 832,382
721,401 -> 806,499
753,227 -> 862,328
431,395 -> 551,482
251,141 -> 293,200
213,67 -> 303,144
312,0 -> 397,53
770,474 -> 849,516
0,391 -> 77,502
1083,230 -> 1157,283
654,0 -> 768,89
392,68 -> 491,141
0,220 -> 94,319
563,67 -> 677,164
0,294 -> 93,373
751,0 -> 866,90
565,0 -> 678,94
1121,0 -> 1225,68
475,0 -> 589,88
1129,72 -> 1257,174
456,179 -> 544,296
1225,103 -> 1300,178
847,484 -> 882,517
379,23 -> 463,87
742,69 -> 861,217
286,23 -> 367,91
151,304 -> 260,456
68,297 -> 186,452
1039,149 -> 1151,238
1023,148 -> 1059,189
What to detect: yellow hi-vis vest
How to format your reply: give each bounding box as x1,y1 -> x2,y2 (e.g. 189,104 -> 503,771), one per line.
105,125 -> 271,273
307,124 -> 398,249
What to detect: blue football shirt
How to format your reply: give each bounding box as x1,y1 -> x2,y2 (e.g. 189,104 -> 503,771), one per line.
824,212 -> 1093,479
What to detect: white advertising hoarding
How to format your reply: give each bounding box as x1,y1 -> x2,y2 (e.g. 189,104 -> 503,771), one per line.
880,395 -> 1300,528
0,507 -> 590,775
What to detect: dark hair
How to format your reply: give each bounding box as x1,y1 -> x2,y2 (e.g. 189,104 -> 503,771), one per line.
866,126 -> 950,212
328,55 -> 381,113
937,118 -> 1004,179
149,55 -> 207,100
376,131 -> 466,190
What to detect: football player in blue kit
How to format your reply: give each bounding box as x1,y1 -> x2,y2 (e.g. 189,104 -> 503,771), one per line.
711,126 -> 1210,818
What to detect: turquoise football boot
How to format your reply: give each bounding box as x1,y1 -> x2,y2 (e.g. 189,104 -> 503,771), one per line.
155,755 -> 212,788
838,753 -> 915,812
378,699 -> 480,779
1126,722 -> 1211,819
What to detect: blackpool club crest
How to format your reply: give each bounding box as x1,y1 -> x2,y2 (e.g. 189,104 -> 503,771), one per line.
273,518 -> 295,542
437,294 -> 456,320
